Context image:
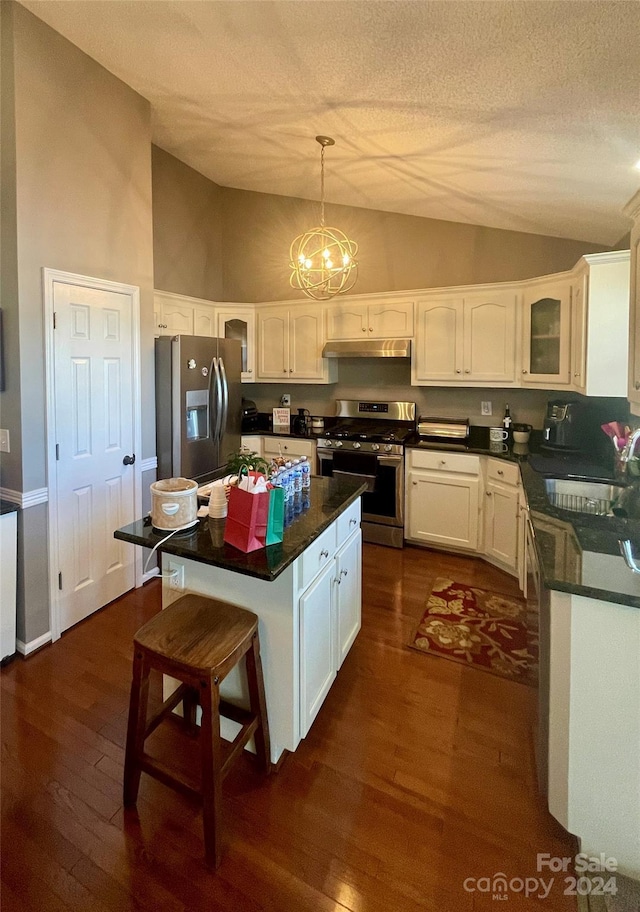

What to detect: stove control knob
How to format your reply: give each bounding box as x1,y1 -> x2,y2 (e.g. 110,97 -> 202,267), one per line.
353,441 -> 361,449
335,440 -> 343,447
371,443 -> 380,451
384,444 -> 393,452
325,440 -> 332,447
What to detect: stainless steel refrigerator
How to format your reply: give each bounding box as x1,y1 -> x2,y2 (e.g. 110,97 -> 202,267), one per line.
155,335 -> 242,484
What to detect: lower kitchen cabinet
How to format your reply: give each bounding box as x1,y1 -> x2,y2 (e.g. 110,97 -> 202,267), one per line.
262,436 -> 316,471
335,528 -> 362,668
483,458 -> 521,574
405,450 -> 480,551
299,559 -> 337,736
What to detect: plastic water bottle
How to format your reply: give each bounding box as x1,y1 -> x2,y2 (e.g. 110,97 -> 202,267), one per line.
300,455 -> 311,489
292,459 -> 302,494
283,461 -> 293,501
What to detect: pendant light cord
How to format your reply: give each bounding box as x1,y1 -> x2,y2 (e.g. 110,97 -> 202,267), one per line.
320,143 -> 326,227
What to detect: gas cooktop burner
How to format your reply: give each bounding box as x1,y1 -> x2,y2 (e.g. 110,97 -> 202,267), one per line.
330,421 -> 412,443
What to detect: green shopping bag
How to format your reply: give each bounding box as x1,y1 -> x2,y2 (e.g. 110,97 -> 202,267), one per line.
265,485 -> 285,545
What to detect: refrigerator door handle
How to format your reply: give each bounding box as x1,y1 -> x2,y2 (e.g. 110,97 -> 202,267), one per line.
219,357 -> 229,444
213,357 -> 224,444
207,356 -> 217,442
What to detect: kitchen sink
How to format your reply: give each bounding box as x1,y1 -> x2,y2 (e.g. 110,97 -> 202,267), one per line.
544,478 -> 627,516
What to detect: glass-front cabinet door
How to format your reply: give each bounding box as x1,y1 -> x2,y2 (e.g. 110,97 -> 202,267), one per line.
217,308 -> 255,382
521,281 -> 571,385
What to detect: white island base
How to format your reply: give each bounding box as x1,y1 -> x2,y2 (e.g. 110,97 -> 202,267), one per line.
161,498 -> 362,765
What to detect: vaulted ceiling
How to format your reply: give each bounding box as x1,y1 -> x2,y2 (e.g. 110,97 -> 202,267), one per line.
19,0 -> 640,245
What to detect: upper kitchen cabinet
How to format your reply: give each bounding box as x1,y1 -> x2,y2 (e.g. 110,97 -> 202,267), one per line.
569,252 -> 630,397
154,290 -> 217,337
412,289 -> 517,385
216,307 -> 255,382
623,190 -> 640,415
256,304 -> 336,383
325,298 -> 414,340
520,279 -> 571,386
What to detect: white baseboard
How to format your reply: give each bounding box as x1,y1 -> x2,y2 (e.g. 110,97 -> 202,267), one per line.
17,631 -> 52,656
142,567 -> 160,584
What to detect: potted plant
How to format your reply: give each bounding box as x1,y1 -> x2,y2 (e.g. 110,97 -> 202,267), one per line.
226,447 -> 269,477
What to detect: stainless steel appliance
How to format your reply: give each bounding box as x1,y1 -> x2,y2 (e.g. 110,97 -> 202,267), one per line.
317,399 -> 416,548
416,416 -> 470,447
542,399 -> 597,451
155,335 -> 242,484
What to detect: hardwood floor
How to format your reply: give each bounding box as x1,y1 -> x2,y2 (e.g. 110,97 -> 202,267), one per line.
2,544 -> 578,911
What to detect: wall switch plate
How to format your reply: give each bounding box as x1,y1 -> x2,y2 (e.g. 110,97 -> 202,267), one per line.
0,429 -> 9,453
167,560 -> 184,591
481,401 -> 492,416
281,394 -> 291,407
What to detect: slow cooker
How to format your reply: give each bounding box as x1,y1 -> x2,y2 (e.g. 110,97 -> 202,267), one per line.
150,477 -> 199,531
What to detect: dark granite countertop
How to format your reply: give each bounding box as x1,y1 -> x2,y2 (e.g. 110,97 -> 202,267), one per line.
114,476 -> 366,582
0,499 -> 19,515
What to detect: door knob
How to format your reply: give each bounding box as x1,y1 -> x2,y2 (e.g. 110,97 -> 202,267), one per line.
123,454 -> 136,466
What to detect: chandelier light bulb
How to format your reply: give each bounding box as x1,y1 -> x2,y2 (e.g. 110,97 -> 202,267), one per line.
289,136 -> 359,301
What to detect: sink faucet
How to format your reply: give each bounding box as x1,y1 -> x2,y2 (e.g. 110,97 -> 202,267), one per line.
620,427 -> 640,463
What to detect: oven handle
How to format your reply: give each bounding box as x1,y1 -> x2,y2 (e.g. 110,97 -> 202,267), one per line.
377,454 -> 403,467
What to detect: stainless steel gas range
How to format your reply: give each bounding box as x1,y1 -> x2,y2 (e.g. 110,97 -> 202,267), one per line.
317,399 -> 416,548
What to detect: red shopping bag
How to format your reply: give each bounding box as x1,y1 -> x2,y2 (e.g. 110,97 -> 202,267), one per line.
223,485 -> 270,552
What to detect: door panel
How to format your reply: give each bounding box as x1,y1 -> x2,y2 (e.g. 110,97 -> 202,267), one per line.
464,294 -> 516,382
414,298 -> 463,380
54,282 -> 136,632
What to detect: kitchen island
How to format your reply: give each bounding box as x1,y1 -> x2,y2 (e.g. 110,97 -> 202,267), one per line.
115,476 -> 365,764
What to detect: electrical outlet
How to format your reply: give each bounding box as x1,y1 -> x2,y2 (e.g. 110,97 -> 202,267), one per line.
281,394 -> 291,407
0,429 -> 9,453
481,401 -> 492,416
168,560 -> 184,591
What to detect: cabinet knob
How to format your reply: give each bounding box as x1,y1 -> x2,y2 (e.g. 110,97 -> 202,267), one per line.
369,327 -> 373,332
412,480 -> 417,485
486,491 -> 492,496
497,469 -> 504,476
289,368 -> 293,373
464,369 -> 470,374
248,369 -> 252,373
439,459 -> 446,465
456,369 -> 462,374
349,517 -> 357,526
320,549 -> 329,559
362,327 -> 367,332
522,369 -> 528,374
635,381 -> 640,390
341,568 -> 348,578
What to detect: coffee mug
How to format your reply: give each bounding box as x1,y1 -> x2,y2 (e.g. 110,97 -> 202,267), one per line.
489,440 -> 508,454
489,427 -> 509,442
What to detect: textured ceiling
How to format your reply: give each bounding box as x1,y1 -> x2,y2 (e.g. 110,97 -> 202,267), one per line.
19,0 -> 640,245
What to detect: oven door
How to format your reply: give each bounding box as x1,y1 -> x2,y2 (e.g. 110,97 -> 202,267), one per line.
326,449 -> 404,528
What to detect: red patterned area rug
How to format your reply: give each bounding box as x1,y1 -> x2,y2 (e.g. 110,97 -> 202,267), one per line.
409,578 -> 538,686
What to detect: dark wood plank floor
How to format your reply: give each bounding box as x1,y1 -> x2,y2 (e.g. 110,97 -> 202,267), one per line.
2,544 -> 578,911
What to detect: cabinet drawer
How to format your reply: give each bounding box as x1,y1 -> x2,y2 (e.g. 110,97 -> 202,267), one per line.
263,437 -> 315,460
408,449 -> 480,475
337,498 -> 361,543
299,522 -> 337,591
486,458 -> 520,487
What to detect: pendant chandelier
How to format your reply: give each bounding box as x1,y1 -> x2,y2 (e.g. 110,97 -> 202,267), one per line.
289,136 -> 358,301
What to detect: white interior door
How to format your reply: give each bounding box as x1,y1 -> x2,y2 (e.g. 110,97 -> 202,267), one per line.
52,279 -> 138,633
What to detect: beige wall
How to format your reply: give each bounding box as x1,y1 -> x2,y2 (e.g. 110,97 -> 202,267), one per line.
152,146 -> 224,300
4,3 -> 155,642
219,187 -> 610,303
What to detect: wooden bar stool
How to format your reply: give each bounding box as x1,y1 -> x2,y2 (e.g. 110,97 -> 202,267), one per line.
123,593 -> 271,868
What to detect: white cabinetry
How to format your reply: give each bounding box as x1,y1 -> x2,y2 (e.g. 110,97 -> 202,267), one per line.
217,308 -> 256,382
413,290 -> 517,385
569,252 -> 630,397
298,499 -> 361,736
623,190 -> 640,414
521,279 -> 572,386
482,458 -> 521,575
240,435 -> 263,457
262,436 -> 316,470
405,449 -> 480,551
257,305 -> 335,383
155,291 -> 197,335
326,299 -> 414,340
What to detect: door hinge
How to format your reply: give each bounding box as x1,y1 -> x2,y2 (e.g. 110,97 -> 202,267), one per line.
53,312 -> 57,329
55,443 -> 60,461
58,572 -> 63,590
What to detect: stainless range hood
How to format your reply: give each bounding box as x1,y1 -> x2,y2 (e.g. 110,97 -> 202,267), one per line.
322,338 -> 411,359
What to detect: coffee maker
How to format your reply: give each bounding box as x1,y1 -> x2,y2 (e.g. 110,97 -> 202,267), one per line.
542,399 -> 596,451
